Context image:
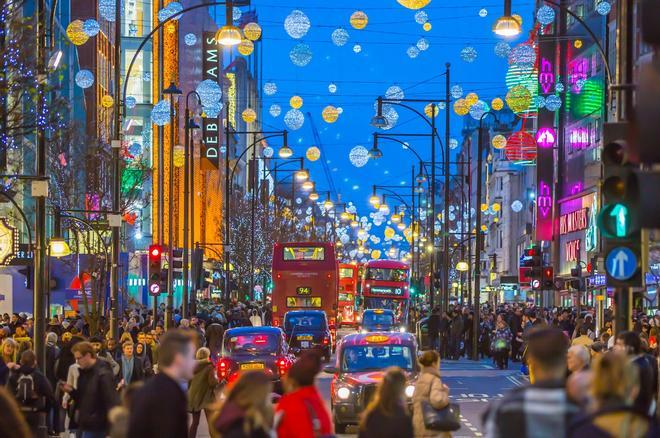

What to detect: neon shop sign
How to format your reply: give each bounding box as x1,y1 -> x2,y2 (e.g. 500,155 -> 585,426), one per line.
536,127 -> 556,148
539,58 -> 555,94
569,127 -> 589,149
559,208 -> 589,235
538,181 -> 553,218
565,239 -> 581,263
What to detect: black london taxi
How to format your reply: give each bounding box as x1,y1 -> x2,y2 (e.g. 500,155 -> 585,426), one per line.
283,310 -> 333,362
359,308 -> 405,333
217,326 -> 295,393
324,332 -> 420,433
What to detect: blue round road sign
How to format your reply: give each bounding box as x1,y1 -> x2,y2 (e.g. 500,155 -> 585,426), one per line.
605,247 -> 637,281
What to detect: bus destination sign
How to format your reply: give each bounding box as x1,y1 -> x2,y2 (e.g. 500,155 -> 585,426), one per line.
370,286 -> 404,296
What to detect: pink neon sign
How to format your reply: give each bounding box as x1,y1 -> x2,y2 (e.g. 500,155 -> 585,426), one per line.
569,58 -> 588,93
536,128 -> 556,148
538,181 -> 553,218
569,127 -> 589,149
539,58 -> 555,94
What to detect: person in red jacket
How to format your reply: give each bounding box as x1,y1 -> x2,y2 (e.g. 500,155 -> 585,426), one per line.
275,350 -> 332,437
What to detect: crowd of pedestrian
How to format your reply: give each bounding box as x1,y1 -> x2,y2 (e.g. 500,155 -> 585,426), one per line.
0,300 -> 658,437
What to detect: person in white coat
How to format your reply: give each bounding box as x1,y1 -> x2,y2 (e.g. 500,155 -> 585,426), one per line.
412,350 -> 451,437
249,309 -> 263,327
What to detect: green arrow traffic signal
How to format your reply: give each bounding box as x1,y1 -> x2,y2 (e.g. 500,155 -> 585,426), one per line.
610,204 -> 628,237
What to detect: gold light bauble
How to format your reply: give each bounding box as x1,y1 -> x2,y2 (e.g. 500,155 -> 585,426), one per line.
241,108 -> 257,123
491,134 -> 507,150
66,20 -> 89,46
396,0 -> 432,10
350,11 -> 368,29
492,202 -> 501,212
243,22 -> 262,41
173,145 -> 185,168
493,217 -> 500,223
384,227 -> 395,239
371,249 -> 381,260
574,39 -> 582,49
465,92 -> 479,107
491,97 -> 504,111
322,105 -> 339,123
505,85 -> 532,113
480,203 -> 489,212
101,95 -> 114,108
306,146 -> 321,161
424,103 -> 439,118
237,39 -> 254,56
453,98 -> 469,116
166,22 -> 177,34
290,95 -> 303,109
423,22 -> 432,31
481,224 -> 488,232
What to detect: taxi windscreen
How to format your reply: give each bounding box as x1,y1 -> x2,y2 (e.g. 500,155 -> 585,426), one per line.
341,345 -> 413,372
284,313 -> 327,331
363,312 -> 394,326
224,333 -> 278,354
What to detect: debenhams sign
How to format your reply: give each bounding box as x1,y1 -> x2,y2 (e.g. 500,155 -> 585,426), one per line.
202,32 -> 220,169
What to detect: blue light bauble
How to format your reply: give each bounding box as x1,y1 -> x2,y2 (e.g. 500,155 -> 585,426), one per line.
407,46 -> 420,58
128,142 -> 142,156
545,95 -> 562,111
233,6 -> 242,21
494,41 -> 511,58
449,138 -> 459,149
555,82 -> 565,93
264,82 -> 277,96
262,146 -> 274,158
460,46 -> 478,62
151,100 -> 172,126
416,38 -> 429,51
284,10 -> 311,39
349,145 -> 369,168
353,44 -> 362,53
385,85 -> 404,102
125,96 -> 137,109
479,8 -> 488,18
289,43 -> 313,67
536,5 -> 555,25
203,101 -> 223,118
414,10 -> 428,24
450,85 -> 463,99
99,0 -> 116,22
195,79 -> 222,107
509,44 -> 536,68
269,104 -> 282,117
469,100 -> 490,120
75,70 -> 94,88
331,28 -> 349,46
83,19 -> 100,36
596,1 -> 611,15
184,33 -> 197,46
284,109 -> 305,130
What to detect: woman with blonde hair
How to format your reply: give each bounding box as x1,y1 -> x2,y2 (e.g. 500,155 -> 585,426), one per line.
359,367 -> 414,438
212,371 -> 273,438
569,352 -> 658,437
412,350 -> 451,437
0,338 -> 19,385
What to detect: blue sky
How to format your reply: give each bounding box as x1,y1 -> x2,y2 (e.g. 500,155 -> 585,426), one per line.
249,0 -> 534,251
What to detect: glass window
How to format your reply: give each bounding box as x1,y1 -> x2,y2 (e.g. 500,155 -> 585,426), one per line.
283,246 -> 325,261
224,333 -> 278,354
364,298 -> 409,322
363,312 -> 394,326
341,345 -> 413,372
338,293 -> 354,302
284,313 -> 327,331
339,267 -> 354,278
124,0 -> 153,38
124,49 -> 152,103
366,267 -> 408,281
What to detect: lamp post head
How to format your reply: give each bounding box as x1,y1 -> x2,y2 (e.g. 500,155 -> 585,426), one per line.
456,261 -> 469,272
278,145 -> 293,158
371,114 -> 389,129
49,237 -> 71,258
216,25 -> 242,46
163,82 -> 183,95
309,191 -> 319,201
368,145 -> 383,159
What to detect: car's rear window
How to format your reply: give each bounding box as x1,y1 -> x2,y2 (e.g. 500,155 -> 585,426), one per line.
284,313 -> 327,331
363,312 -> 394,325
224,333 -> 278,354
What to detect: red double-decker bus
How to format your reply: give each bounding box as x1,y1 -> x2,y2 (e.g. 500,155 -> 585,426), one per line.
271,242 -> 338,329
338,263 -> 359,327
360,260 -> 410,324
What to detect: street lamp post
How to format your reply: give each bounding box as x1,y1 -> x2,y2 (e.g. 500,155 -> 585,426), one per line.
183,92 -> 201,318
163,82 -> 182,329
472,110 -> 499,360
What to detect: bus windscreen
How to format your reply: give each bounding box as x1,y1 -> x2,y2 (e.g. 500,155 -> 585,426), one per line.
365,267 -> 408,281
283,246 -> 325,261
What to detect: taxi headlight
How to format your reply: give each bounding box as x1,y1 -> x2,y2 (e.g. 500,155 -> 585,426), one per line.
356,316 -> 362,322
337,387 -> 351,400
360,329 -> 368,334
399,326 -> 406,333
405,385 -> 415,398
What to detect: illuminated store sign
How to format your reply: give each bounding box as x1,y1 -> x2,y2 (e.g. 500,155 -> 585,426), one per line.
539,57 -> 555,94
202,32 -> 221,169
565,239 -> 581,262
536,127 -> 556,148
569,127 -> 589,149
560,208 -> 589,235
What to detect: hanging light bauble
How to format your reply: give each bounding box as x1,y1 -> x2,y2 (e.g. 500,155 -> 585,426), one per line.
237,39 -> 254,56
290,95 -> 303,109
350,11 -> 368,29
505,85 -> 532,113
491,134 -> 507,150
243,22 -> 262,41
241,108 -> 257,123
505,131 -> 537,161
322,105 -> 339,123
284,9 -> 311,39
306,146 -> 321,161
66,20 -> 89,46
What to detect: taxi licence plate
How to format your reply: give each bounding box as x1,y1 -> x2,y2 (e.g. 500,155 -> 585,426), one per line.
297,335 -> 313,341
240,363 -> 265,370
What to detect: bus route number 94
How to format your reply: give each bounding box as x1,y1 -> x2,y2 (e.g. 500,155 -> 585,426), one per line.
296,286 -> 312,295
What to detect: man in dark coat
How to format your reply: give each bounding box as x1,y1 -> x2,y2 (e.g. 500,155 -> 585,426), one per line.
426,307 -> 441,352
449,310 -> 464,360
63,341 -> 119,437
128,330 -> 197,438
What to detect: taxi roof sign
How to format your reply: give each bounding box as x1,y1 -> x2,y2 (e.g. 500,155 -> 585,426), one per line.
365,334 -> 390,343
374,309 -> 384,314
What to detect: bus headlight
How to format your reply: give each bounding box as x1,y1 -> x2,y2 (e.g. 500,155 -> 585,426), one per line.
399,326 -> 406,333
337,387 -> 351,400
405,385 -> 415,398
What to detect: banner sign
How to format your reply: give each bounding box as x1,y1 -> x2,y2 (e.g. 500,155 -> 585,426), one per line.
536,35 -> 556,241
202,32 -> 221,169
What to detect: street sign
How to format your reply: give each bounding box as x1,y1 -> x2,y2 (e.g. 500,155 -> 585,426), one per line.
149,283 -> 161,296
606,247 -> 638,281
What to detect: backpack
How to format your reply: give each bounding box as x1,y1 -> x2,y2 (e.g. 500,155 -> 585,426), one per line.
16,373 -> 39,407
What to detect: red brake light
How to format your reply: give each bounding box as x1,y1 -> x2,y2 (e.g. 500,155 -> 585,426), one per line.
218,358 -> 230,380
277,357 -> 289,376
323,337 -> 329,345
327,273 -> 332,279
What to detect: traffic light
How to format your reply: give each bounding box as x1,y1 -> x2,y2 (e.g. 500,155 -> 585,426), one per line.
147,244 -> 163,296
598,125 -> 642,287
542,267 -> 554,289
18,266 -> 32,290
172,248 -> 183,279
